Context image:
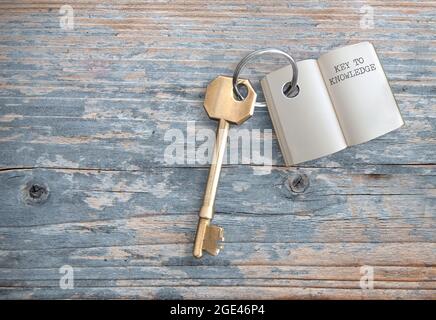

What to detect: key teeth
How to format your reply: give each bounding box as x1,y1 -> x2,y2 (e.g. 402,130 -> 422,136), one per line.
203,225 -> 224,256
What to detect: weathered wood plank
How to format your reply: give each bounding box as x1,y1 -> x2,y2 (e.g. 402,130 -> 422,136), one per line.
1,243 -> 435,268
1,286 -> 435,300
0,166 -> 434,226
0,103 -> 434,169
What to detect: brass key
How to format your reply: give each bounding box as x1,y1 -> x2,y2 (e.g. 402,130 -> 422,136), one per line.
193,76 -> 257,258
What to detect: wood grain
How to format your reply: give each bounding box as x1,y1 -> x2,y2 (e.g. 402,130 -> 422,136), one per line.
0,0 -> 434,299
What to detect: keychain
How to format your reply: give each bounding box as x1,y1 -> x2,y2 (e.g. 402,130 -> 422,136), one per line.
261,42 -> 404,165
193,49 -> 299,258
193,42 -> 403,258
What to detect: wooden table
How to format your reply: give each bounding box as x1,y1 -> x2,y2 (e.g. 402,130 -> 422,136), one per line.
0,0 -> 434,299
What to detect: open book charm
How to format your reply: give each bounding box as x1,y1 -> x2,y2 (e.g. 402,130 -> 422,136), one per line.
261,42 -> 404,166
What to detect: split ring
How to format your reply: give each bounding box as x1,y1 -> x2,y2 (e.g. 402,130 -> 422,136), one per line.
232,48 -> 299,107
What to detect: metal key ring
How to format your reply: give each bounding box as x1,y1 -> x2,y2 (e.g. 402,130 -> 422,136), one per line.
232,48 -> 299,107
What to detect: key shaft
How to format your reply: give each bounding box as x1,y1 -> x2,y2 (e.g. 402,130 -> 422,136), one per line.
199,119 -> 229,219
193,119 -> 229,257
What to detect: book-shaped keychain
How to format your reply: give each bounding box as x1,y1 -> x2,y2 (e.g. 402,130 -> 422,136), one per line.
261,42 -> 404,165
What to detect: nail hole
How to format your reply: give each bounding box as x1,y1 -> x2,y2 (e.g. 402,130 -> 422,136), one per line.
283,82 -> 300,98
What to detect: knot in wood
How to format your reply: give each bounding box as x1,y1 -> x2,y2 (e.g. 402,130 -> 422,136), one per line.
23,181 -> 49,205
29,184 -> 46,199
288,173 -> 309,193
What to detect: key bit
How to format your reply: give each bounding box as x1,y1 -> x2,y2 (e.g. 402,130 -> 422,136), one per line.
193,218 -> 224,258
